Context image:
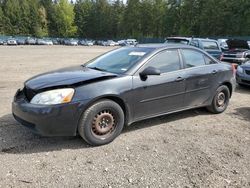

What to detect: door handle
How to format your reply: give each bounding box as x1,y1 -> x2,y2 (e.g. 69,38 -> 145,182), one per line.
211,70 -> 217,74
175,77 -> 184,82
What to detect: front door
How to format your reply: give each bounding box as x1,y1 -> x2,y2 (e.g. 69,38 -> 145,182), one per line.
131,49 -> 186,121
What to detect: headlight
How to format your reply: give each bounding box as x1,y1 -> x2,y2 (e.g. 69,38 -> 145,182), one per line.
30,88 -> 75,105
237,66 -> 244,74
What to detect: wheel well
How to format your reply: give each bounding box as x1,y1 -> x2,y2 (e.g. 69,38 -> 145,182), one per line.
104,96 -> 127,118
86,96 -> 129,125
221,82 -> 232,97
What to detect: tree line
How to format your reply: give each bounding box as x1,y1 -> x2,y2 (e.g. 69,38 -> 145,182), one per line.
0,0 -> 250,39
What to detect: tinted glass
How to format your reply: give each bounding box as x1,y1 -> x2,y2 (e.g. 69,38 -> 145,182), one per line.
182,49 -> 206,68
146,50 -> 180,73
202,41 -> 219,50
86,47 -> 153,74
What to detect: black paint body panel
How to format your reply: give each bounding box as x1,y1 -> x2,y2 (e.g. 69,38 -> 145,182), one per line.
12,45 -> 235,136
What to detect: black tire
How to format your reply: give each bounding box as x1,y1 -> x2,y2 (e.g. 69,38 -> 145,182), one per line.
78,99 -> 124,146
206,85 -> 230,114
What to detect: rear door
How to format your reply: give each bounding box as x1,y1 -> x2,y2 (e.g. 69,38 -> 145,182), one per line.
131,49 -> 186,120
180,49 -> 216,107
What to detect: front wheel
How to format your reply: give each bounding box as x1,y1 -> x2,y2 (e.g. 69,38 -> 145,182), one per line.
206,85 -> 230,114
78,99 -> 124,146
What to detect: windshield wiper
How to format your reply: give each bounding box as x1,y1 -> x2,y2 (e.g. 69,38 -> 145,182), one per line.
87,66 -> 107,72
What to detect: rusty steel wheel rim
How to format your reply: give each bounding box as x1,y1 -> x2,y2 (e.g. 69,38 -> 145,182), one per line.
91,110 -> 116,139
217,92 -> 226,108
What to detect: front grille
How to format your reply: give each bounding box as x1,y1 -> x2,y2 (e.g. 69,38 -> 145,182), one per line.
245,70 -> 250,75
23,86 -> 36,101
223,54 -> 237,58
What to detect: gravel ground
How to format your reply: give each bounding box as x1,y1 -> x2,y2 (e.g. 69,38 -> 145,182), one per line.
0,45 -> 250,188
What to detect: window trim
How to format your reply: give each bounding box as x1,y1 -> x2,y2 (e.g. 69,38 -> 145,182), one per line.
134,48 -> 184,76
203,54 -> 217,65
180,48 -> 209,69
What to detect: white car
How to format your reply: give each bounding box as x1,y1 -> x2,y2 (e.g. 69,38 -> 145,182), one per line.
217,39 -> 229,51
45,40 -> 53,45
106,40 -> 116,46
7,38 -> 17,45
126,39 -> 137,45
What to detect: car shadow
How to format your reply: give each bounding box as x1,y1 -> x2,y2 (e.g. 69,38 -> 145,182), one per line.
0,108 -> 211,154
0,114 -> 90,154
123,108 -> 211,133
230,107 -> 250,122
235,84 -> 250,94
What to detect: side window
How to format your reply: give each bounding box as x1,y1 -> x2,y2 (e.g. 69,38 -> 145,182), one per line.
182,49 -> 206,68
190,40 -> 199,47
204,55 -> 216,65
146,50 -> 181,73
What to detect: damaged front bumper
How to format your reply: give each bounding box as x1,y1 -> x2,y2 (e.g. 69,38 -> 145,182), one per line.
12,89 -> 85,136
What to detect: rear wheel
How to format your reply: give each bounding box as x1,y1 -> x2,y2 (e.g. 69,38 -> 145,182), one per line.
78,99 -> 124,146
206,85 -> 230,114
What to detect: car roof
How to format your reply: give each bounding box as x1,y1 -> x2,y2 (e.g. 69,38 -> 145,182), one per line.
136,43 -> 193,49
192,38 -> 218,42
166,37 -> 191,40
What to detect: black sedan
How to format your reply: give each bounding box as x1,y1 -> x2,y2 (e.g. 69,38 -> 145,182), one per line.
12,44 -> 236,146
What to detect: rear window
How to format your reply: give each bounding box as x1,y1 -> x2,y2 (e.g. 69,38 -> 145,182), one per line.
166,39 -> 189,45
202,41 -> 219,50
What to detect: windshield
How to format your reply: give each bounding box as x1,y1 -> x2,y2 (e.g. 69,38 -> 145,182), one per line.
86,47 -> 154,74
202,41 -> 219,50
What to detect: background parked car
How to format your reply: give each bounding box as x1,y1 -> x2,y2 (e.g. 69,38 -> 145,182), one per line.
220,39 -> 250,64
165,37 -> 222,59
189,38 -> 222,59
52,39 -> 60,45
100,40 -> 107,46
0,39 -> 4,45
64,38 -> 78,46
217,39 -> 229,51
126,39 -> 138,45
165,37 -> 191,45
16,38 -> 26,45
7,38 -> 17,45
25,37 -> 36,45
78,39 -> 94,46
236,60 -> 250,86
106,40 -> 116,46
44,39 -> 53,45
36,39 -> 47,45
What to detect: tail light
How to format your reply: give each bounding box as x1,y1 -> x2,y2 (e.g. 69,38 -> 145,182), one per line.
231,63 -> 237,76
220,53 -> 224,61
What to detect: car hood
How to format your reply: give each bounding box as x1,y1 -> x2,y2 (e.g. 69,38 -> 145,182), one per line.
241,61 -> 250,68
25,66 -> 118,91
226,39 -> 249,50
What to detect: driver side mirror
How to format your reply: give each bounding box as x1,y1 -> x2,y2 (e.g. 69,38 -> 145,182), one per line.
246,54 -> 250,59
139,66 -> 161,80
